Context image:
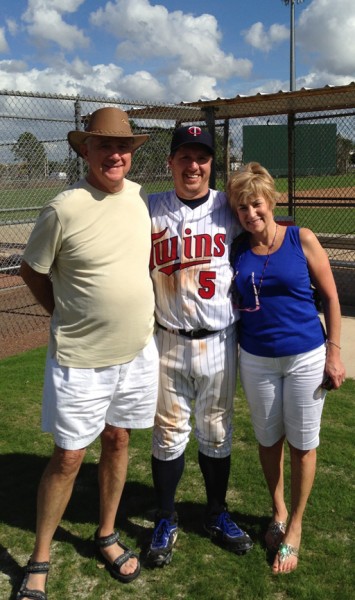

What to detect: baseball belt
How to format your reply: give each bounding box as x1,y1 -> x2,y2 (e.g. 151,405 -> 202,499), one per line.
157,322 -> 221,339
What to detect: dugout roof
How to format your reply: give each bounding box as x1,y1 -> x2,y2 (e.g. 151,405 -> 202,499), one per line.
126,83 -> 355,122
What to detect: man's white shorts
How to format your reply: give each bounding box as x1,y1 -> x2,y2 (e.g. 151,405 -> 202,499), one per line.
239,344 -> 326,450
42,335 -> 159,450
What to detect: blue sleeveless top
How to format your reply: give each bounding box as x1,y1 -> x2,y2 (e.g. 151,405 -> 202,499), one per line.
232,226 -> 325,357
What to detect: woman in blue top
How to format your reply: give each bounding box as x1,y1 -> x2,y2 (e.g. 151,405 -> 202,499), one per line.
227,162 -> 345,574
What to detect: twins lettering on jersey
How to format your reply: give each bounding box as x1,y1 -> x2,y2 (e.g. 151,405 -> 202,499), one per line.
150,227 -> 226,275
150,227 -> 226,299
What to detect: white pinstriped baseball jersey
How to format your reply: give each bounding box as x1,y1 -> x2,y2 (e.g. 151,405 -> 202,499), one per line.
149,189 -> 242,331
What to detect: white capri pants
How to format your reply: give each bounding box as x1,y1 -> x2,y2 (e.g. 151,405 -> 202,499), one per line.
42,335 -> 159,450
239,344 -> 327,450
152,324 -> 238,461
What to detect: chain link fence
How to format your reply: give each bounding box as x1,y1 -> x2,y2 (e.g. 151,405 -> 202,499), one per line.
0,86 -> 354,354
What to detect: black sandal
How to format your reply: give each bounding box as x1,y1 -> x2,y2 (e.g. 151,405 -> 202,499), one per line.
17,560 -> 50,600
94,529 -> 140,583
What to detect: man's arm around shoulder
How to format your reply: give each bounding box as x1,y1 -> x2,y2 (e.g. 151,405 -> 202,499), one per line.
20,260 -> 55,315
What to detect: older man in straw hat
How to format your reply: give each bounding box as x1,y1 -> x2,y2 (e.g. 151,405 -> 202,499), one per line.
17,107 -> 158,598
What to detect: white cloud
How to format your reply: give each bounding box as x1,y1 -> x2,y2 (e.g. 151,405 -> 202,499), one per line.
22,0 -> 89,51
0,27 -> 9,53
6,19 -> 18,37
0,57 -> 166,102
243,21 -> 289,52
0,66 -> 80,96
117,71 -> 166,101
246,70 -> 354,98
167,68 -> 222,102
6,19 -> 19,36
0,52 -> 219,103
90,0 -> 252,80
298,0 -> 355,76
0,59 -> 27,73
246,79 -> 286,96
296,71 -> 355,90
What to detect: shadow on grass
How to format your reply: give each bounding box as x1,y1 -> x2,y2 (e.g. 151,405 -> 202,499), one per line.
1,453 -> 271,597
0,543 -> 22,600
0,452 -> 269,532
0,452 -> 154,533
0,452 -> 155,597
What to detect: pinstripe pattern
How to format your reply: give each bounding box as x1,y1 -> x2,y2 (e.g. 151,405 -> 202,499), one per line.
153,325 -> 238,460
149,189 -> 241,460
149,189 -> 241,331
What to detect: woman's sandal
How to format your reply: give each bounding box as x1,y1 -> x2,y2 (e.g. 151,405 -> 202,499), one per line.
94,529 -> 141,583
265,520 -> 287,551
16,560 -> 50,600
273,542 -> 299,574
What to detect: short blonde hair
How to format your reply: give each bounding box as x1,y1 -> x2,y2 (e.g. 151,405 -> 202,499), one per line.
227,162 -> 279,212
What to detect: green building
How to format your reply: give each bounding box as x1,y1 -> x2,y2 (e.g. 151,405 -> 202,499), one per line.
242,123 -> 337,177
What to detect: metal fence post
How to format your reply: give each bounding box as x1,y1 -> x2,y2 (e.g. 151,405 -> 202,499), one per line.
287,111 -> 295,219
202,107 -> 216,189
223,119 -> 230,190
74,99 -> 84,182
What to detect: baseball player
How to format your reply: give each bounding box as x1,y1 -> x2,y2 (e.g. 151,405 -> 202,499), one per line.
147,125 -> 253,567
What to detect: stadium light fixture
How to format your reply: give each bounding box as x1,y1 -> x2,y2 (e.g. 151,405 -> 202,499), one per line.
282,0 -> 305,91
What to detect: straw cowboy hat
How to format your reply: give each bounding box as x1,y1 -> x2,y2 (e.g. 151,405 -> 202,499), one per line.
67,107 -> 149,157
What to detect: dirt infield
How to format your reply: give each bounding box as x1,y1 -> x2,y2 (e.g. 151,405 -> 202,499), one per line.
279,187 -> 355,202
0,327 -> 48,359
0,279 -> 49,359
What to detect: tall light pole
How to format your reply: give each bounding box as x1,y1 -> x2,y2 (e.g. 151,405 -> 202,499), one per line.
282,0 -> 304,91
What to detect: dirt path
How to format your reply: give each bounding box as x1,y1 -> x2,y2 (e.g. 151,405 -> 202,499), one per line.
0,281 -> 49,359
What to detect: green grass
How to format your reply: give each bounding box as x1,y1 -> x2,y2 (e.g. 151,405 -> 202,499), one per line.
0,347 -> 354,599
0,185 -> 65,223
274,207 -> 355,234
1,173 -> 354,203
145,173 -> 355,195
1,176 -> 355,235
0,185 -> 64,208
273,173 -> 355,193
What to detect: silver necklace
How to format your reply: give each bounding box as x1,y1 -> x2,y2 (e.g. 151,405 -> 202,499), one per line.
255,223 -> 278,296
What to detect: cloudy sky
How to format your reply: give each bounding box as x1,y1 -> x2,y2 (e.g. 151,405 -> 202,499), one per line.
0,0 -> 354,103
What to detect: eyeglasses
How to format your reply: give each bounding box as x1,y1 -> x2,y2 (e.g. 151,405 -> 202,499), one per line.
233,271 -> 261,312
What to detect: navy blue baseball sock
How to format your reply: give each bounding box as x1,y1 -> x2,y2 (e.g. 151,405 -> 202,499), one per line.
198,451 -> 230,514
151,453 -> 185,514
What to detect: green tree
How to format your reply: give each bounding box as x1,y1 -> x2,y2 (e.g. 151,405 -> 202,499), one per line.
12,132 -> 47,180
129,125 -> 173,183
